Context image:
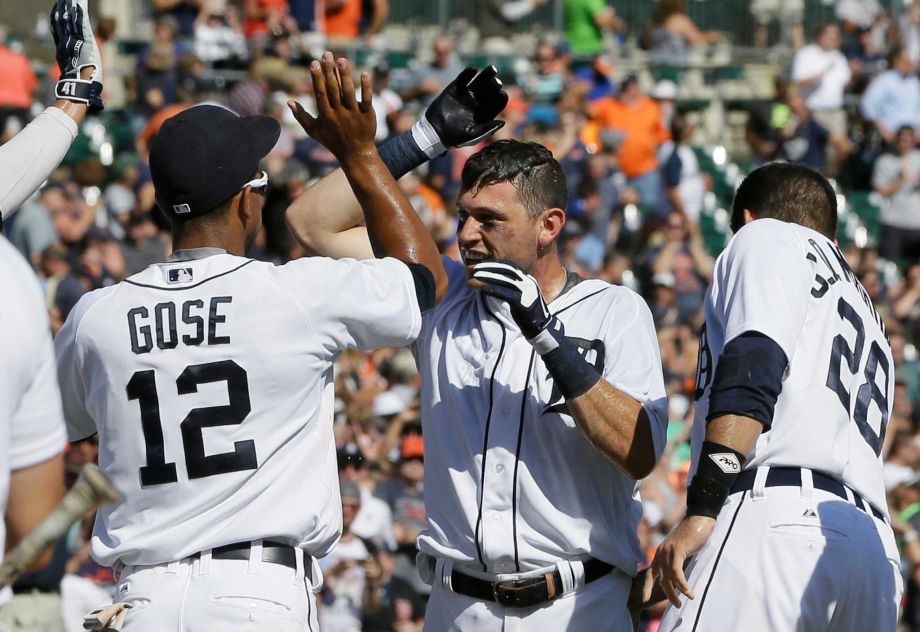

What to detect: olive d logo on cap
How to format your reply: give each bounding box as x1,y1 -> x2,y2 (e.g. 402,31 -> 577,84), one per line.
173,203 -> 191,214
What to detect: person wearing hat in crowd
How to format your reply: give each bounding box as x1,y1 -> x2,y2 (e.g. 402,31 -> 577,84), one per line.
374,434 -> 427,594
339,444 -> 397,552
367,63 -> 403,142
52,53 -> 447,630
320,480 -> 373,632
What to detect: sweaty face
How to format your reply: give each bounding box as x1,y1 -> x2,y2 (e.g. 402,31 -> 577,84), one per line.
456,181 -> 542,287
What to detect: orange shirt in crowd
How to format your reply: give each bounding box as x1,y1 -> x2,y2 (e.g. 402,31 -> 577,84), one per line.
0,45 -> 38,109
243,0 -> 288,39
136,104 -> 191,153
587,96 -> 669,178
321,0 -> 363,38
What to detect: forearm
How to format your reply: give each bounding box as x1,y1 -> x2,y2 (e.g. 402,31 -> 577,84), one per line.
501,0 -> 536,21
367,0 -> 389,34
704,414 -> 761,455
893,289 -> 920,319
284,168 -> 373,257
340,150 -> 447,294
0,106 -> 80,219
875,177 -> 904,198
568,380 -> 656,479
5,454 -> 65,570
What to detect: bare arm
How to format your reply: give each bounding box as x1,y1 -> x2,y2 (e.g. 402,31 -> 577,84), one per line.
670,14 -> 721,45
567,381 -> 656,479
285,168 -> 374,259
5,454 -> 66,570
289,53 -> 447,300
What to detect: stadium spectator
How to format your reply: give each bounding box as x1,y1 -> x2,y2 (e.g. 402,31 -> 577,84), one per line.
777,86 -> 852,176
476,0 -> 548,54
193,1 -> 248,67
843,25 -> 886,95
751,0 -> 805,49
648,211 -> 713,323
658,111 -> 707,222
645,0 -> 721,67
242,0 -> 289,40
338,444 -> 397,553
745,76 -> 791,165
320,481 -> 373,632
361,544 -> 426,631
872,126 -> 920,262
861,46 -> 920,145
792,23 -> 851,141
374,435 -> 427,594
589,75 -> 669,208
0,41 -> 38,142
40,243 -> 86,332
151,0 -> 202,37
563,0 -> 625,57
403,36 -> 464,107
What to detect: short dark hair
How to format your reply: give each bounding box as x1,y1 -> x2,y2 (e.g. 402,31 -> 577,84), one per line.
460,140 -> 567,219
731,162 -> 837,238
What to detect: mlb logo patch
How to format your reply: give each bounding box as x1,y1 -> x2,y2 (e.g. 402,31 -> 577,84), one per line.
173,203 -> 191,214
167,268 -> 193,284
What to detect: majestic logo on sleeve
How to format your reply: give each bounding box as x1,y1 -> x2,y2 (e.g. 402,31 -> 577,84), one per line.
709,453 -> 741,473
543,336 -> 605,416
694,323 -> 712,401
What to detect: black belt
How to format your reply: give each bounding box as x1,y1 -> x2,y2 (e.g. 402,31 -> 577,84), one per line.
450,558 -> 614,609
202,541 -> 298,570
731,467 -> 886,521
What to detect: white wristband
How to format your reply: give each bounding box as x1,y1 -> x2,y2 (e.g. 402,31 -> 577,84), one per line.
411,116 -> 447,159
528,327 -> 560,356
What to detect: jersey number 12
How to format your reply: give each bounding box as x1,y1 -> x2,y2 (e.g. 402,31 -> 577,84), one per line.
126,359 -> 258,487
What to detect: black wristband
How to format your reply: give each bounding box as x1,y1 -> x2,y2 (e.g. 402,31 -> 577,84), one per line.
377,130 -> 428,180
686,441 -> 747,519
538,326 -> 601,400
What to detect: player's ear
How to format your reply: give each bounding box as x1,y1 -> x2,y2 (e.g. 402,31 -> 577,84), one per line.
743,208 -> 759,225
537,207 -> 565,251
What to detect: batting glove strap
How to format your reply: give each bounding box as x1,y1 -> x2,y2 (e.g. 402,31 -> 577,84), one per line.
54,74 -> 103,111
686,441 -> 748,519
411,117 -> 446,159
539,330 -> 602,400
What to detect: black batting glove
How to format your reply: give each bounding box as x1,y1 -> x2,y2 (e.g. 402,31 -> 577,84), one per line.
473,260 -> 552,340
51,0 -> 104,111
412,66 -> 509,158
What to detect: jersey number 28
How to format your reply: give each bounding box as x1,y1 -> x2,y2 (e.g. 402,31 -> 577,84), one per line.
127,359 -> 257,487
825,297 -> 890,456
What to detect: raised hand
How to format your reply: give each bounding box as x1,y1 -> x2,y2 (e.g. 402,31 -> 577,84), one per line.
413,66 -> 509,158
50,0 -> 103,111
288,52 -> 376,163
473,260 -> 550,339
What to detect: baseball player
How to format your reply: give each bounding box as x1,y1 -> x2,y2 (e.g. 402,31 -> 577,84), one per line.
287,103 -> 669,629
53,54 -> 446,631
646,162 -> 902,630
0,0 -> 101,616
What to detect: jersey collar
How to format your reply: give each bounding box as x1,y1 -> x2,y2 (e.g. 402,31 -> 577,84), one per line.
168,247 -> 228,262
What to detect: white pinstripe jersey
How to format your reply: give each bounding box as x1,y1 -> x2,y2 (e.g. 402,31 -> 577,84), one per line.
54,249 -> 421,567
414,257 -> 668,576
691,219 -> 892,513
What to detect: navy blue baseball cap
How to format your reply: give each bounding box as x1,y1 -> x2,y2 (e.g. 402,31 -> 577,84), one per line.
149,104 -> 280,219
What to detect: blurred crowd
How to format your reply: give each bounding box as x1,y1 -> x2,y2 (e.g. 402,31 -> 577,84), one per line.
1,0 -> 920,630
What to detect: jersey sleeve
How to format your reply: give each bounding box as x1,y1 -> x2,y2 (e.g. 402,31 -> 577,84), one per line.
280,256 -> 423,352
714,219 -> 813,362
10,332 -> 67,469
0,107 -> 78,219
601,289 -> 669,461
53,293 -> 99,441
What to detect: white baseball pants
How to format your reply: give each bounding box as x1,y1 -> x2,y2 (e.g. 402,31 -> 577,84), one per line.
108,546 -> 320,632
660,468 -> 902,632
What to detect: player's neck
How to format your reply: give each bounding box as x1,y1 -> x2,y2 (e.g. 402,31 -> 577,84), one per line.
531,254 -> 567,303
